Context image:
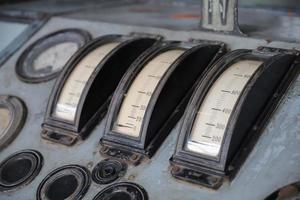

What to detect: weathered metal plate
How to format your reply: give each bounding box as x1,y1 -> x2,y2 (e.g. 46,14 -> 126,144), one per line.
0,16 -> 299,200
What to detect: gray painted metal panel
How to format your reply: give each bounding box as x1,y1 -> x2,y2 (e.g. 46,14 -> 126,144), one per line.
0,17 -> 299,200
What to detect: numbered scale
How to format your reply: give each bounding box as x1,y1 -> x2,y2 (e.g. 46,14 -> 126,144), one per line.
42,33 -> 161,145
101,40 -> 226,165
0,95 -> 27,150
16,29 -> 91,83
170,47 -> 300,189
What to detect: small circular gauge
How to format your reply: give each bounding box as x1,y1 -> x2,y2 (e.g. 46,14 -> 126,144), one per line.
93,182 -> 148,200
0,149 -> 43,192
92,159 -> 127,184
16,29 -> 91,83
0,95 -> 27,150
36,165 -> 91,200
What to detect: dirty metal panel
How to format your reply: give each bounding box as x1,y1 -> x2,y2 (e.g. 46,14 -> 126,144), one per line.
0,16 -> 299,200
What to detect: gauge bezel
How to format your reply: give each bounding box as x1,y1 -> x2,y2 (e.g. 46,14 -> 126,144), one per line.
170,47 -> 300,188
16,28 -> 92,83
0,10 -> 48,66
92,182 -> 148,200
101,40 -> 226,164
42,33 -> 161,145
0,95 -> 27,150
0,149 -> 43,192
36,165 -> 90,200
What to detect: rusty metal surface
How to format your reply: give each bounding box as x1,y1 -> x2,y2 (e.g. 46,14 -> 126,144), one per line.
62,1 -> 300,43
0,16 -> 299,200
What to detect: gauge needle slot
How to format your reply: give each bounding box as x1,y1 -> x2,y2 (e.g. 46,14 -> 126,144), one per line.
117,124 -> 134,129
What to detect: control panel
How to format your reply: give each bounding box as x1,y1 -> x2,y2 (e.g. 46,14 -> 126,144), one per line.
0,1 -> 299,200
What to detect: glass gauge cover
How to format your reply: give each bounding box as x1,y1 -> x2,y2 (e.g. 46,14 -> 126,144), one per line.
113,49 -> 185,137
53,42 -> 120,122
0,95 -> 27,150
42,33 -> 161,145
101,40 -> 226,164
170,47 -> 300,189
16,29 -> 91,83
186,60 -> 263,157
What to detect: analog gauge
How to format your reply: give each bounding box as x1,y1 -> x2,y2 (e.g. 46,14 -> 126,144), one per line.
16,29 -> 91,83
0,95 -> 27,150
186,60 -> 262,157
42,34 -> 160,145
32,42 -> 78,74
170,48 -> 300,189
36,165 -> 90,200
101,40 -> 225,164
113,49 -> 185,137
0,107 -> 11,135
53,42 -> 120,122
92,182 -> 148,200
0,150 -> 43,191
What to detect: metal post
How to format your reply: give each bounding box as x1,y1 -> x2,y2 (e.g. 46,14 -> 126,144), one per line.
200,0 -> 243,34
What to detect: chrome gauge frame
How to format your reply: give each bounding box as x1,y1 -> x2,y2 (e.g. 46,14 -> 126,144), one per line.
101,40 -> 226,165
0,95 -> 27,150
16,28 -> 92,83
170,47 -> 300,189
42,33 -> 161,146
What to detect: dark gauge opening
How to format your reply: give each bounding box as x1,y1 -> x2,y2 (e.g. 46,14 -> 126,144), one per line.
37,165 -> 91,200
93,182 -> 148,200
107,191 -> 132,200
46,175 -> 78,200
16,29 -> 91,83
265,182 -> 300,200
0,95 -> 27,150
0,150 -> 43,191
92,159 -> 127,184
1,158 -> 32,184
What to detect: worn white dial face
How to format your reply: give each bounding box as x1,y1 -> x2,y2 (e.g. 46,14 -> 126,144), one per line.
113,49 -> 185,137
0,107 -> 11,137
186,60 -> 263,157
53,42 -> 120,122
33,42 -> 79,74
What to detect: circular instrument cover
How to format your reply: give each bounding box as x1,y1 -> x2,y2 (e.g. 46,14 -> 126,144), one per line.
16,29 -> 91,83
0,95 -> 27,150
93,182 -> 148,200
36,165 -> 91,200
0,149 -> 43,192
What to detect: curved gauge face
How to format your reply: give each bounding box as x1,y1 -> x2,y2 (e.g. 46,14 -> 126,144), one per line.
186,60 -> 263,157
0,107 -> 11,137
113,49 -> 185,137
32,42 -> 79,74
53,42 -> 120,122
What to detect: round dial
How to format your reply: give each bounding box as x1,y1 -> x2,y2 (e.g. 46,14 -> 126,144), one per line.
186,60 -> 263,157
113,49 -> 185,137
0,96 -> 27,150
53,42 -> 120,122
16,29 -> 91,83
32,42 -> 78,73
0,107 -> 11,137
